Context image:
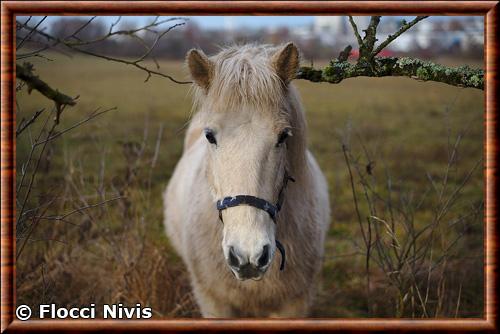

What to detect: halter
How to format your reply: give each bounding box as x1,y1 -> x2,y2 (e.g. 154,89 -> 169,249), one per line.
216,171 -> 295,271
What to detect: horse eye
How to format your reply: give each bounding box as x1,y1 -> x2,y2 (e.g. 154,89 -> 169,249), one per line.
276,128 -> 292,147
204,129 -> 217,145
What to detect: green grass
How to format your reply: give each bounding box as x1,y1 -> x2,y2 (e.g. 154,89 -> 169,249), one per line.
16,54 -> 484,318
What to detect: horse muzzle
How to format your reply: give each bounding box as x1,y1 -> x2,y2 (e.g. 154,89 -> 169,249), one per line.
226,244 -> 272,281
216,170 -> 293,277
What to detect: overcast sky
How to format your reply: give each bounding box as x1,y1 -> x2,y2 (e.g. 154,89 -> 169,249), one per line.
19,16 -> 315,30
18,15 -> 479,33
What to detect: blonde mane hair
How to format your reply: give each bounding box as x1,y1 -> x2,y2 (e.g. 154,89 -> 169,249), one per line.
192,44 -> 287,113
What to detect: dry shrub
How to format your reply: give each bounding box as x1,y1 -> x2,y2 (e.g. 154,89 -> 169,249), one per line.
17,226 -> 199,318
16,113 -> 200,318
338,120 -> 483,318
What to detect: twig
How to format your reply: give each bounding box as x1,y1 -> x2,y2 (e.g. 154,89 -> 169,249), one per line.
16,16 -> 47,50
348,16 -> 363,47
454,281 -> 463,318
40,196 -> 123,221
16,196 -> 55,260
342,144 -> 367,246
16,17 -> 191,85
65,16 -> 97,41
16,107 -> 53,194
16,108 -> 45,137
342,143 -> 373,314
34,107 -> 117,147
17,107 -> 64,224
68,46 -> 190,84
62,17 -> 184,47
372,16 -> 429,56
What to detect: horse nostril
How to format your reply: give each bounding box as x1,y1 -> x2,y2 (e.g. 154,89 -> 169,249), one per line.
257,244 -> 270,268
228,246 -> 240,268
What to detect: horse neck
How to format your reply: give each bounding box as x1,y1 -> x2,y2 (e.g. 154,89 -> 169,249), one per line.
285,85 -> 308,180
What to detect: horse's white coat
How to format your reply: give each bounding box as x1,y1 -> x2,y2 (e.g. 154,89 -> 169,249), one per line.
164,44 -> 330,317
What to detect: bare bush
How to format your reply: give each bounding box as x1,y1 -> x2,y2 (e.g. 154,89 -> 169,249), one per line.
15,16 -> 198,317
341,116 -> 483,317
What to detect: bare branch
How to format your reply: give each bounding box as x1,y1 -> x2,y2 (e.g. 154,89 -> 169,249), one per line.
16,109 -> 63,228
67,47 -> 190,84
39,196 -> 123,221
63,17 -> 185,47
348,16 -> 363,47
109,16 -> 122,34
16,62 -> 76,110
16,16 -> 47,50
16,108 -> 45,137
372,16 -> 429,57
134,22 -> 186,63
34,107 -> 117,147
16,18 -> 191,85
65,16 -> 97,41
17,51 -> 54,62
359,16 -> 381,60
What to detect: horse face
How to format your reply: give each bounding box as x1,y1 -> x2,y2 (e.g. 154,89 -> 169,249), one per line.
187,43 -> 299,280
204,111 -> 290,280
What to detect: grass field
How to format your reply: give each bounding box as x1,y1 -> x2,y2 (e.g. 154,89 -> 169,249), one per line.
16,54 -> 484,318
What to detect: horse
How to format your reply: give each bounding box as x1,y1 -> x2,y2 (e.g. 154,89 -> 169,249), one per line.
163,43 -> 330,317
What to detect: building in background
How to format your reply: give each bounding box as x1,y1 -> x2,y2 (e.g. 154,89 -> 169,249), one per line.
309,16 -> 483,56
313,16 -> 371,46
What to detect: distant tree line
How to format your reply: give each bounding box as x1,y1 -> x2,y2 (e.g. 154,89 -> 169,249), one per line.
20,17 -> 483,62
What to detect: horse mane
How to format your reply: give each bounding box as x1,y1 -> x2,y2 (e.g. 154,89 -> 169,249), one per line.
192,44 -> 286,113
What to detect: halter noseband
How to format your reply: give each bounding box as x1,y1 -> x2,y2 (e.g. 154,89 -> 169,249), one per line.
216,171 -> 295,271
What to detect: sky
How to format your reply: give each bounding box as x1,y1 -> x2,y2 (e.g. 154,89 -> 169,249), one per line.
187,16 -> 314,29
18,15 -> 479,34
19,16 -> 315,30
19,15 -> 429,31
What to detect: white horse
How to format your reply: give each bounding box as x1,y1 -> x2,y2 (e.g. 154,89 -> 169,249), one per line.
164,43 -> 330,317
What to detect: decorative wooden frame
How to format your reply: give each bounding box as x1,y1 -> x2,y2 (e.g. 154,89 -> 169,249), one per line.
1,1 -> 497,332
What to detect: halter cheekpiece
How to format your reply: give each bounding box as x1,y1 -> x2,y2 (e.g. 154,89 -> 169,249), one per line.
216,171 -> 294,271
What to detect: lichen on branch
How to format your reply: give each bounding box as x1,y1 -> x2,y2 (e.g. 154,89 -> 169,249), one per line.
16,62 -> 76,110
298,57 -> 484,89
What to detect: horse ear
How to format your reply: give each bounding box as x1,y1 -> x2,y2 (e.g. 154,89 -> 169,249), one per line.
272,42 -> 300,84
187,49 -> 213,91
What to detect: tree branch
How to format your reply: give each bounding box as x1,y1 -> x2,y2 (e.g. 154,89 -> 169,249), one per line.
348,16 -> 363,47
372,16 -> 429,56
297,57 -> 484,89
359,16 -> 381,61
16,16 -> 47,50
16,108 -> 45,137
16,62 -> 77,110
297,16 -> 484,90
16,17 -> 191,84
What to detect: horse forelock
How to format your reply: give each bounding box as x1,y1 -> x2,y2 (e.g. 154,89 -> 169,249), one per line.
192,44 -> 290,120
